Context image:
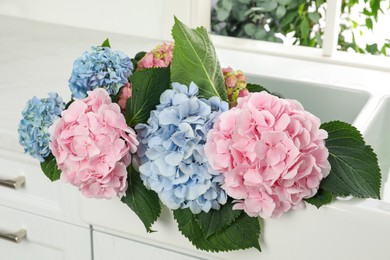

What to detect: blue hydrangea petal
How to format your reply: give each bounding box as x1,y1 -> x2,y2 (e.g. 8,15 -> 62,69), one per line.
188,82 -> 199,96
136,82 -> 229,214
164,152 -> 183,166
171,82 -> 188,94
172,93 -> 189,106
159,109 -> 180,125
154,158 -> 176,177
171,132 -> 187,148
145,148 -> 162,160
68,46 -> 133,98
18,93 -> 65,162
159,89 -> 175,105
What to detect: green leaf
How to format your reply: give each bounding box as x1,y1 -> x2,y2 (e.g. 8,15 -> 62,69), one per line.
308,12 -> 321,23
276,0 -> 291,5
134,51 -> 147,62
238,0 -> 251,4
366,43 -> 379,54
276,5 -> 287,19
216,8 -> 231,22
244,23 -> 257,36
365,18 -> 373,30
320,121 -> 381,199
194,200 -> 241,238
300,18 -> 309,39
280,12 -> 297,28
101,38 -> 111,48
259,0 -> 278,12
254,29 -> 267,40
125,67 -> 170,127
174,208 -> 261,252
298,3 -> 305,16
40,153 -> 61,181
363,8 -> 372,16
305,189 -> 333,208
246,83 -> 269,93
121,165 -> 161,233
315,0 -> 325,8
232,7 -> 248,22
370,0 -> 380,18
171,17 -> 227,101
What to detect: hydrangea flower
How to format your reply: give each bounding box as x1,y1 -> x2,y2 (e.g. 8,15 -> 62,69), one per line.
137,42 -> 173,69
205,91 -> 331,218
18,93 -> 64,162
223,67 -> 249,107
69,46 -> 133,99
136,82 -> 228,214
49,88 -> 139,198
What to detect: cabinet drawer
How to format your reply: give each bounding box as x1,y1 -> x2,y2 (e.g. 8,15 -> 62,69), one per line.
93,230 -> 200,260
0,150 -> 86,226
0,205 -> 91,260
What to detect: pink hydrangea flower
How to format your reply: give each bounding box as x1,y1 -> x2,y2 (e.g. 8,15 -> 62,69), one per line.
137,42 -> 173,69
118,82 -> 132,112
222,67 -> 249,107
49,88 -> 139,198
204,91 -> 330,218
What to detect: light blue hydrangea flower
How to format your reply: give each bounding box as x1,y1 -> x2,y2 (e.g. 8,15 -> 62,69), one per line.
69,46 -> 133,99
136,82 -> 228,214
18,93 -> 65,162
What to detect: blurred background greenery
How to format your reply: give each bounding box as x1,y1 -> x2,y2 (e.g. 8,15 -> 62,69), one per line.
211,0 -> 390,55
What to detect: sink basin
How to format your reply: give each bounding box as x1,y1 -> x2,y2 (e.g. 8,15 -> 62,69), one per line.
247,74 -> 371,124
361,96 -> 390,202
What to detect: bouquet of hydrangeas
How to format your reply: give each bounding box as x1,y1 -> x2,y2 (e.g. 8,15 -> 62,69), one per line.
18,18 -> 381,252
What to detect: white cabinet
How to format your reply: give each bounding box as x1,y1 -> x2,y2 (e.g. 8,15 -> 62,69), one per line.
0,150 -> 86,226
0,149 -> 92,260
93,231 -> 200,260
0,205 -> 91,260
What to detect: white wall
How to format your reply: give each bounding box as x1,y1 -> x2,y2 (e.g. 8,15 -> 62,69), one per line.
0,0 -> 209,40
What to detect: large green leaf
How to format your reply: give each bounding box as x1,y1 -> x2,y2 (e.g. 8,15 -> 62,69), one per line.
125,67 -> 170,127
320,121 -> 381,199
305,188 -> 333,208
174,208 -> 261,252
194,200 -> 241,238
121,165 -> 161,233
171,17 -> 227,101
40,153 -> 61,181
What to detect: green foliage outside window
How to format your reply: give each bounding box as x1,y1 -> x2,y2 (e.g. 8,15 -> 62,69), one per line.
211,0 -> 390,55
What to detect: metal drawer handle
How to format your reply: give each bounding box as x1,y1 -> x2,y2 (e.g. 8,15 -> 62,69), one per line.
0,229 -> 27,243
0,176 -> 26,189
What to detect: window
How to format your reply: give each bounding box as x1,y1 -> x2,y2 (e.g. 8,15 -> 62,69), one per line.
196,0 -> 390,71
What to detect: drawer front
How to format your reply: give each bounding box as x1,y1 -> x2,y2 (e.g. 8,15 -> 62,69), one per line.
0,205 -> 91,260
93,230 -> 200,260
0,150 -> 86,226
